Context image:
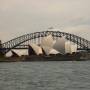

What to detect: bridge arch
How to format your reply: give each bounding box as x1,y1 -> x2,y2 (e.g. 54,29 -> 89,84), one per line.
2,31 -> 90,53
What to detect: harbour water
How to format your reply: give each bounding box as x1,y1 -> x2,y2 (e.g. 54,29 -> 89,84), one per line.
0,61 -> 90,90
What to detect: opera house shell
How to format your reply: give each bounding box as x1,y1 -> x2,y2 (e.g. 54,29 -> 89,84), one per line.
41,35 -> 54,48
29,43 -> 43,55
53,37 -> 66,54
5,34 -> 77,57
42,46 -> 60,55
28,35 -> 77,56
65,41 -> 77,54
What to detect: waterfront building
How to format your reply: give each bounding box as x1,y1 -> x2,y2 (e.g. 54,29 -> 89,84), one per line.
5,51 -> 13,57
65,41 -> 77,54
53,37 -> 66,54
70,44 -> 77,54
41,35 -> 54,48
12,49 -> 28,56
29,43 -> 43,55
49,48 -> 60,55
5,50 -> 19,57
65,41 -> 71,54
41,46 -> 60,55
5,35 -> 78,57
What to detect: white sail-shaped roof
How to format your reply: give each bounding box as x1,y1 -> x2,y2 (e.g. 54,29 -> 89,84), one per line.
30,43 -> 43,55
71,44 -> 77,54
42,46 -> 60,55
42,46 -> 51,55
41,35 -> 54,48
65,41 -> 77,54
5,51 -> 13,57
5,50 -> 20,57
53,37 -> 66,54
65,41 -> 71,54
53,40 -> 56,45
49,49 -> 60,55
12,49 -> 28,56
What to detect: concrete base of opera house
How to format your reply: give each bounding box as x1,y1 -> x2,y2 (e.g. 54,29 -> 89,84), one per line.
0,52 -> 90,62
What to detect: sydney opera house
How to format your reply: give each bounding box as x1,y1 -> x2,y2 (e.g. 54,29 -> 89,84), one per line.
6,35 -> 77,57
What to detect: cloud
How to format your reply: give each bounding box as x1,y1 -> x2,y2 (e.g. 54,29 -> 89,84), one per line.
0,0 -> 90,42
63,25 -> 90,40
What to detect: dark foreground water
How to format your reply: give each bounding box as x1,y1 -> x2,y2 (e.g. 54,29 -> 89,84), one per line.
0,61 -> 90,90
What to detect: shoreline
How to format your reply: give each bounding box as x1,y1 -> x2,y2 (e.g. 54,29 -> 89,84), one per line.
0,54 -> 89,62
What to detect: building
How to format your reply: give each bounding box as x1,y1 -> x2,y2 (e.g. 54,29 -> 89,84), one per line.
5,35 -> 78,57
53,37 -> 66,54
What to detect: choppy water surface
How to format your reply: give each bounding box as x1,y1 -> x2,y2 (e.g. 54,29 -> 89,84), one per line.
0,61 -> 90,90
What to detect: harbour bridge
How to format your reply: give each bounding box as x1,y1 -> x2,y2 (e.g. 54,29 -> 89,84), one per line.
0,31 -> 90,54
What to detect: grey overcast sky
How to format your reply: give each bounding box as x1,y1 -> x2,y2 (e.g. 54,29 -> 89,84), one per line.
0,0 -> 90,42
